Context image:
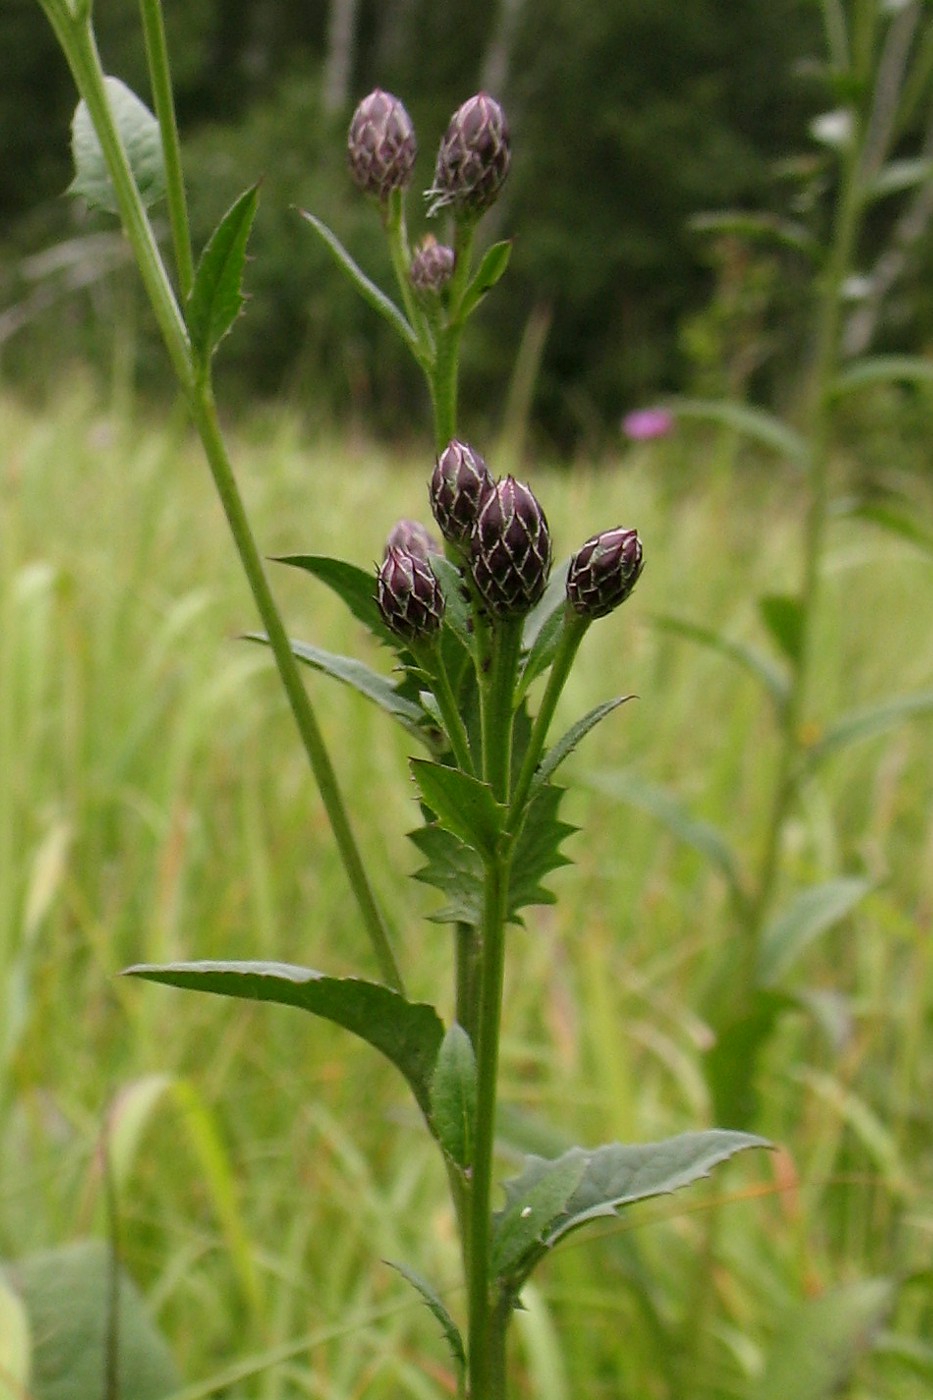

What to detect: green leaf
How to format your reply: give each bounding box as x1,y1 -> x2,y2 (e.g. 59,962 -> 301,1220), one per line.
299,210 -> 419,355
429,1023 -> 476,1168
186,184 -> 259,363
803,689 -> 933,769
758,593 -> 804,666
124,961 -> 444,1115
409,823 -> 484,926
757,877 -> 872,986
6,1240 -> 179,1399
386,1261 -> 466,1378
69,77 -> 166,215
431,554 -> 474,656
532,698 -> 632,793
670,398 -> 809,466
459,239 -> 512,319
246,634 -> 427,736
273,554 -> 394,645
749,1277 -> 897,1400
493,1130 -> 770,1289
508,783 -> 576,920
517,576 -> 570,702
586,770 -> 743,895
832,353 -> 933,396
0,1273 -> 31,1399
866,158 -> 933,201
689,209 -> 821,260
411,760 -> 504,859
652,612 -> 789,707
523,561 -> 570,653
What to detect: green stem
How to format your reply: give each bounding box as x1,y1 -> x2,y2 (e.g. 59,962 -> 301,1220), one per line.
385,189 -> 432,360
507,611 -> 589,830
137,0 -> 195,299
413,640 -> 476,776
189,388 -> 405,993
431,221 -> 477,450
481,620 -> 523,803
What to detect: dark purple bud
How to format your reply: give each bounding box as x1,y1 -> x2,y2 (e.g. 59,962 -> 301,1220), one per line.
377,547 -> 445,641
566,527 -> 644,620
430,440 -> 494,547
426,93 -> 511,218
469,477 -> 551,618
347,89 -> 417,201
384,518 -> 440,561
410,235 -> 456,294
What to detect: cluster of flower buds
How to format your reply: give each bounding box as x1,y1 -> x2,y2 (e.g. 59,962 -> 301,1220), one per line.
566,527 -> 644,619
409,235 -> 456,295
347,89 -> 417,202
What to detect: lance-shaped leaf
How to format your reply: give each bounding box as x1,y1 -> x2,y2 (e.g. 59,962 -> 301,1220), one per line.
652,612 -> 789,709
186,184 -> 260,364
274,554 -> 395,645
802,689 -> 933,770
411,760 -> 505,859
245,634 -> 428,739
429,1023 -> 476,1169
386,1262 -> 466,1380
757,877 -> 872,986
69,77 -> 166,215
299,210 -> 419,356
531,698 -> 633,795
670,398 -> 809,467
124,962 -> 444,1115
458,239 -> 512,319
493,1130 -> 770,1289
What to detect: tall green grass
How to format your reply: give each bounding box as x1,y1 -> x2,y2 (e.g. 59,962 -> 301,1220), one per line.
1,384 -> 931,1397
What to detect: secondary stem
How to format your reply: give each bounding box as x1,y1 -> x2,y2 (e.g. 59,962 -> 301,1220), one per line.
137,0 -> 195,299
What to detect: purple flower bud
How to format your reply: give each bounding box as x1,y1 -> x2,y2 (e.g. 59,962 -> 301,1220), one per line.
384,518 -> 440,561
430,440 -> 494,547
347,89 -> 417,201
376,547 -> 445,641
566,527 -> 644,620
426,93 -> 511,219
410,235 -> 456,294
469,477 -> 551,618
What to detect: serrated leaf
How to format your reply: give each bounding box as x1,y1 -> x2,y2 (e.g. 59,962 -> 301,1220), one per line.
459,239 -> 512,319
757,877 -> 872,986
411,760 -> 504,858
7,1240 -> 179,1399
586,770 -> 743,895
409,823 -> 484,925
670,398 -> 809,466
124,961 -> 443,1115
508,783 -> 576,920
430,1023 -> 476,1168
493,1130 -> 770,1288
532,698 -> 632,793
274,554 -> 395,645
386,1262 -> 466,1377
832,353 -> 933,396
749,1278 -> 897,1400
803,689 -> 933,768
69,77 -> 165,215
758,593 -> 804,666
186,183 -> 259,363
246,633 -> 427,735
299,209 -> 419,354
652,612 -> 789,708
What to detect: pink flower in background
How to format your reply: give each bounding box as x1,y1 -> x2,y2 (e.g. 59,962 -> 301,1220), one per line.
621,407 -> 674,441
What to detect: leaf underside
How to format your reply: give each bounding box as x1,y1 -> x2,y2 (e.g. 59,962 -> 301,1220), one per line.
69,76 -> 166,215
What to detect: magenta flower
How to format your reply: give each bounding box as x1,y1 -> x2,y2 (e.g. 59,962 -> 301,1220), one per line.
621,407 -> 674,441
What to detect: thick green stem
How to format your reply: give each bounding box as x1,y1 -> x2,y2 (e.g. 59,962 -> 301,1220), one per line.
481,620 -> 523,803
137,0 -> 194,299
431,221 -> 477,450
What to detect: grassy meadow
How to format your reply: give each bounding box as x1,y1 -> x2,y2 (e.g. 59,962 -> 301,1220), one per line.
1,382 -> 932,1398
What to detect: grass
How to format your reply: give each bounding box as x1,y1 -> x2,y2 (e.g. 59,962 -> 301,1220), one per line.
1,381 -> 931,1398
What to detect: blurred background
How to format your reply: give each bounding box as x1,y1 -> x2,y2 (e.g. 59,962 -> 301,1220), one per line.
4,0 -> 932,454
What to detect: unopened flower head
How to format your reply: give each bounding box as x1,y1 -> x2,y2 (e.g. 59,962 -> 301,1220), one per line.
376,546 -> 445,641
566,527 -> 643,619
430,440 -> 494,547
347,89 -> 417,201
383,518 -> 440,561
469,477 -> 551,618
427,93 -> 511,218
410,235 -> 456,294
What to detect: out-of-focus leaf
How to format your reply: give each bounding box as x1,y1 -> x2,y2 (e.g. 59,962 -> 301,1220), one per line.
69,78 -> 165,214
0,1272 -> 31,1399
757,877 -> 872,986
670,398 -> 809,466
749,1277 -> 897,1400
866,158 -> 933,200
838,501 -> 933,556
493,1131 -> 769,1290
832,353 -> 933,396
186,184 -> 259,363
125,961 -> 444,1115
689,209 -> 821,259
804,690 -> 933,768
758,593 -> 804,667
704,990 -> 793,1129
652,612 -> 789,707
